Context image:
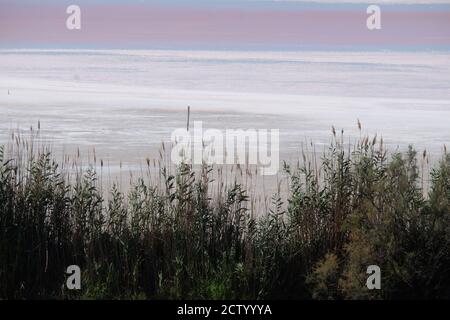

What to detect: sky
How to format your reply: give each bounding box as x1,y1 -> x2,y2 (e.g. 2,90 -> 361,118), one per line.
1,0 -> 450,49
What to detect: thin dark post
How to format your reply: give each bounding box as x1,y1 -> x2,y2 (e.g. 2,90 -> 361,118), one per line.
187,105 -> 191,131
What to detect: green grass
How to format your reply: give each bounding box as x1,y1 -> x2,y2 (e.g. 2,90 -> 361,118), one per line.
0,128 -> 449,299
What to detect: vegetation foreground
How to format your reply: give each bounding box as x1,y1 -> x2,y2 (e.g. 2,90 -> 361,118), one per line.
0,129 -> 449,300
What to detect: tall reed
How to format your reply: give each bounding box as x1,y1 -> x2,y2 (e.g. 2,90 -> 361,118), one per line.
0,125 -> 448,299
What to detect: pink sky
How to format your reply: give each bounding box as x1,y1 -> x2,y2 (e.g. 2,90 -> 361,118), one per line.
1,4 -> 449,48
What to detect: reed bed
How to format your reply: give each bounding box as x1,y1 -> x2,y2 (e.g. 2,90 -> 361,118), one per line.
0,124 -> 449,299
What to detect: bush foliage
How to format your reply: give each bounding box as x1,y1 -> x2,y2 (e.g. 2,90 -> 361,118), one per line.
0,131 -> 449,299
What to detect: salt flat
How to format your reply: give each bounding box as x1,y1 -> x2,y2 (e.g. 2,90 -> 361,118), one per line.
0,49 -> 449,173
